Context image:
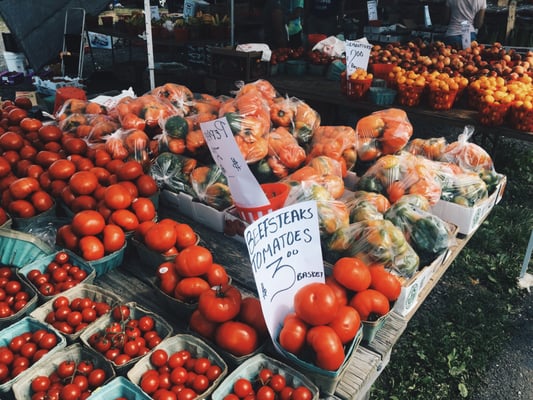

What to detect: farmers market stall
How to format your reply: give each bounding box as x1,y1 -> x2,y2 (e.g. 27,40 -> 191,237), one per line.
0,77 -> 508,400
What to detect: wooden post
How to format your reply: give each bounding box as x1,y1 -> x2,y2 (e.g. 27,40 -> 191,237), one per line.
505,0 -> 516,44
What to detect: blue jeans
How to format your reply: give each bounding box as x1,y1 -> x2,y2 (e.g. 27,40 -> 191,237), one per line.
444,32 -> 477,48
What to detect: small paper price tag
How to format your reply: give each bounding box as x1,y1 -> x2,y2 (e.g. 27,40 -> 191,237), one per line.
244,201 -> 325,339
367,0 -> 379,21
461,21 -> 471,50
151,6 -> 160,21
200,117 -> 268,208
345,39 -> 372,77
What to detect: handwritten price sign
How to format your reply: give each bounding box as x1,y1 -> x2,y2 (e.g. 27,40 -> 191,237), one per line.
345,40 -> 372,77
244,201 -> 324,339
200,117 -> 268,207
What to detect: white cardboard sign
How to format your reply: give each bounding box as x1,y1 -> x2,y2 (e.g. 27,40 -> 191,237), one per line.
200,117 -> 268,208
345,39 -> 372,77
367,0 -> 379,21
244,200 -> 325,340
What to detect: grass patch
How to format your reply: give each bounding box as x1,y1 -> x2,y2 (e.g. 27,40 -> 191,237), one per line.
370,138 -> 532,399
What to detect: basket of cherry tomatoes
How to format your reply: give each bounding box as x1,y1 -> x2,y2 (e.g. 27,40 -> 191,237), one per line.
79,302 -> 173,373
127,333 -> 228,399
211,353 -> 319,400
0,266 -> 39,330
0,316 -> 67,396
17,250 -> 96,303
11,343 -> 115,400
29,283 -> 123,343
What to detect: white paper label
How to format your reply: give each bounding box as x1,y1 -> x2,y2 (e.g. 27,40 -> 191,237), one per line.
367,0 -> 379,21
244,201 -> 325,339
345,39 -> 372,77
200,117 -> 268,208
151,6 -> 160,20
461,21 -> 471,49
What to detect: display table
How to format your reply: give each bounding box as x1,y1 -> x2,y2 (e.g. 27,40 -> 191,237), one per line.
89,204 -> 484,400
268,74 -> 533,153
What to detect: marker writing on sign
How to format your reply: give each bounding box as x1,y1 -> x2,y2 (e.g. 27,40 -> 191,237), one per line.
202,119 -> 231,142
245,207 -> 314,254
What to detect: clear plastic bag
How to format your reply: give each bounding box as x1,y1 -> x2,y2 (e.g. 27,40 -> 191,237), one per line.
307,125 -> 358,174
190,165 -> 233,211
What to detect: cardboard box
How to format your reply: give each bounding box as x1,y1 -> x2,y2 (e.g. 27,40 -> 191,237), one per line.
392,250 -> 448,316
160,189 -> 226,233
431,175 -> 507,235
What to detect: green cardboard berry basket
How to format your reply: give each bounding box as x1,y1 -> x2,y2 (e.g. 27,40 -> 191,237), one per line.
30,283 -> 124,343
17,249 -> 96,303
127,334 -> 228,399
211,352 -> 320,400
11,343 -> 115,400
0,228 -> 54,268
86,376 -> 152,400
0,267 -> 39,330
0,316 -> 67,397
79,301 -> 173,373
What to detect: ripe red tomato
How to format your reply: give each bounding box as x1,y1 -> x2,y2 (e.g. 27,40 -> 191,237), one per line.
144,222 -> 177,253
38,332 -> 58,350
31,375 -> 51,392
349,289 -> 390,321
61,383 -> 82,400
150,349 -> 168,368
332,257 -> 372,292
188,309 -> 219,342
69,171 -> 98,195
102,224 -> 126,253
78,236 -> 105,261
198,284 -> 241,323
215,321 -> 258,357
88,368 -> 107,388
327,305 -> 361,344
325,275 -> 348,307
104,183 -> 133,210
109,209 -> 139,232
57,360 -> 76,378
174,245 -> 213,277
293,282 -> 339,326
369,265 -> 402,301
116,160 -> 143,181
174,277 -> 210,302
112,305 -> 131,321
278,313 -> 308,355
48,159 -> 76,180
135,174 -> 158,197
291,386 -> 313,400
71,210 -> 106,236
138,315 -> 155,332
233,378 -> 254,398
140,370 -> 160,394
38,124 -> 62,142
306,325 -> 345,371
130,197 -> 156,223
9,176 -> 40,200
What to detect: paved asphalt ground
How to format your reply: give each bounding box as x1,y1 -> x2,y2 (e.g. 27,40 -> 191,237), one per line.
0,19 -> 532,400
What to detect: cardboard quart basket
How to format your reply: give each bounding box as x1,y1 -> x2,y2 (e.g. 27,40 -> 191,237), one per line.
30,283 -> 123,343
11,343 -> 115,400
212,353 -> 320,399
85,376 -> 152,400
127,334 -> 228,399
17,249 -> 96,303
0,316 -> 67,396
0,228 -> 54,268
274,327 -> 363,395
431,175 -> 507,235
79,301 -> 173,373
0,268 -> 39,331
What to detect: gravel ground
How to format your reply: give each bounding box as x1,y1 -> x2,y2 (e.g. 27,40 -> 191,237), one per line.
1,19 -> 532,400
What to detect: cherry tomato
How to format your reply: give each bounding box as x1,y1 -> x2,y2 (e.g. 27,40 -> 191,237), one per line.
140,370 -> 160,394
233,378 -> 254,398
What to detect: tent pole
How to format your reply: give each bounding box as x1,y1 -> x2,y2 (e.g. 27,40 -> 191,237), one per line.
230,0 -> 234,46
144,0 -> 155,91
